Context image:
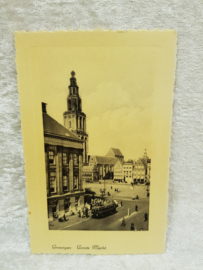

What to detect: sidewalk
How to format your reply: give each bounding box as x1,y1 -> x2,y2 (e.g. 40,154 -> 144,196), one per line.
49,213 -> 90,230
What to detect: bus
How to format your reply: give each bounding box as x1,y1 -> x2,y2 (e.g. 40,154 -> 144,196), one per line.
91,199 -> 117,218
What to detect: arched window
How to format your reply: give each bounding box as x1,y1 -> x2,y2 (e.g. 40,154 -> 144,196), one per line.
80,117 -> 82,129
78,100 -> 81,111
68,100 -> 71,110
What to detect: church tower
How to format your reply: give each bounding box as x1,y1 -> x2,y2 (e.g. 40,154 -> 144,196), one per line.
63,71 -> 88,163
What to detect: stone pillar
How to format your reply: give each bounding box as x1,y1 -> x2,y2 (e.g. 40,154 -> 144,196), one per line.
81,117 -> 83,130
79,153 -> 83,191
80,195 -> 84,208
58,199 -> 65,215
57,146 -> 63,195
55,148 -> 60,195
69,153 -> 74,192
103,165 -> 105,177
45,144 -> 50,197
78,117 -> 80,130
69,196 -> 75,212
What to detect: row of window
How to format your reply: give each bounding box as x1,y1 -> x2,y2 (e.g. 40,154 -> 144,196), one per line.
124,171 -> 131,177
48,151 -> 79,166
68,117 -> 85,129
49,172 -> 79,193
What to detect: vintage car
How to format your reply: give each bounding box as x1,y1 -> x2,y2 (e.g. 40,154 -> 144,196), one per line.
91,199 -> 117,218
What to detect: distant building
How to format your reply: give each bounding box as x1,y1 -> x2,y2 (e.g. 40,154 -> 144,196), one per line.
133,150 -> 151,183
82,165 -> 98,183
88,155 -> 118,180
42,102 -> 85,219
123,161 -> 134,183
113,159 -> 124,182
63,71 -> 88,164
106,148 -> 124,162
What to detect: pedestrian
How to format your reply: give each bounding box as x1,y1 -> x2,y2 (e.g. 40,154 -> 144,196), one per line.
135,205 -> 138,212
111,186 -> 112,189
82,208 -> 86,218
64,213 -> 68,221
58,212 -> 64,222
78,210 -> 81,218
121,201 -> 123,207
136,195 -> 139,200
86,207 -> 89,218
144,213 -> 148,221
121,218 -> 126,227
130,223 -> 135,231
115,188 -> 116,192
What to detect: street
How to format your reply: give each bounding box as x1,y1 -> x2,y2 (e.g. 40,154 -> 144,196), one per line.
64,198 -> 149,231
49,181 -> 150,231
84,181 -> 149,200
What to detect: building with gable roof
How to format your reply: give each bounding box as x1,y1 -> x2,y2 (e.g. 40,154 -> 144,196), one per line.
43,102 -> 85,220
114,159 -> 124,182
133,149 -> 151,183
83,148 -> 124,182
88,155 -> 118,180
106,148 -> 124,162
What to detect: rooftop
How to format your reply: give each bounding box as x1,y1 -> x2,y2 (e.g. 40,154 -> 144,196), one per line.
91,156 -> 118,165
43,113 -> 81,141
110,148 -> 124,157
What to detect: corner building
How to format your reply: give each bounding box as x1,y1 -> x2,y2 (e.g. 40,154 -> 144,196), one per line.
42,103 -> 85,219
63,71 -> 88,164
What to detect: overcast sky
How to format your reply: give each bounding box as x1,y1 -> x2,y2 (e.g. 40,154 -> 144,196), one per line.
35,46 -> 156,160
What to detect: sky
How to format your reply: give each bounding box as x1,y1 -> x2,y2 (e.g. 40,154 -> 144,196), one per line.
34,46 -> 157,160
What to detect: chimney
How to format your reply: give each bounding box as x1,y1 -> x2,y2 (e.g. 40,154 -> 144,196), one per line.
42,102 -> 47,113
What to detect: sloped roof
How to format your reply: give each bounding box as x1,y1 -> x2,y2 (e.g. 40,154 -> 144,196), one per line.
94,156 -> 118,165
110,148 -> 123,156
114,159 -> 124,167
138,158 -> 147,168
43,113 -> 81,141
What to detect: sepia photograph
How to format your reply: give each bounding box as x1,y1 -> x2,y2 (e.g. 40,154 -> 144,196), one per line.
43,71 -> 151,231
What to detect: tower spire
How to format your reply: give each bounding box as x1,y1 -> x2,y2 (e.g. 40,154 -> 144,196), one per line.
144,149 -> 147,159
69,71 -> 78,89
63,71 -> 88,164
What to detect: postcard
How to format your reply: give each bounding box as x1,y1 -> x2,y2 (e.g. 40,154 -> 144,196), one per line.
15,30 -> 177,254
